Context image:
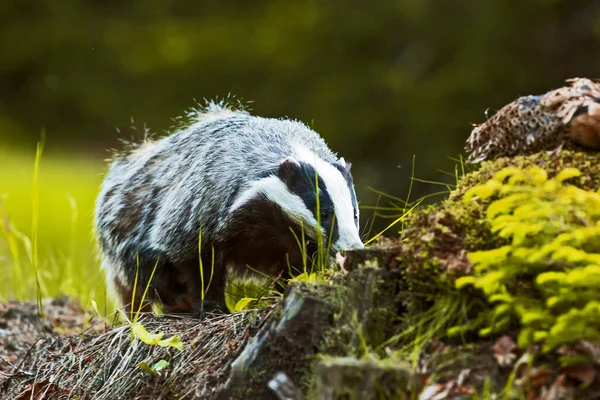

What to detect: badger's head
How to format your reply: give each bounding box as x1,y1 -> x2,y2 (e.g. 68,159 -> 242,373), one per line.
229,149 -> 363,256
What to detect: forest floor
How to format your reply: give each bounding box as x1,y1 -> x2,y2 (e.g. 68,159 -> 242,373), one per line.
0,285 -> 501,400
0,297 -> 105,380
0,298 -> 272,399
1,254 -> 598,399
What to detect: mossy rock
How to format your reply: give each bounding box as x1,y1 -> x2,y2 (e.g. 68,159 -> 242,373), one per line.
313,356 -> 420,400
217,281 -> 339,399
219,149 -> 600,399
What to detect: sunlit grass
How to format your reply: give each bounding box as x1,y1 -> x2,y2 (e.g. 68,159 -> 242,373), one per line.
31,135 -> 45,315
0,147 -> 111,313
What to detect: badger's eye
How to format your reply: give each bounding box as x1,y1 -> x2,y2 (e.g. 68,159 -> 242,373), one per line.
354,212 -> 358,222
320,210 -> 330,220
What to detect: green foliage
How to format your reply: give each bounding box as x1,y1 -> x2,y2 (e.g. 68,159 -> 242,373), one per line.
233,297 -> 259,313
225,271 -> 326,313
119,254 -> 183,351
288,271 -> 320,283
225,275 -> 278,313
455,166 -> 600,352
130,321 -> 183,350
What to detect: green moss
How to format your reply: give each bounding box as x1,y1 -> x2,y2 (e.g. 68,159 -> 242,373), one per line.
302,264 -> 405,398
399,151 -> 600,304
453,164 -> 600,353
396,193 -> 499,322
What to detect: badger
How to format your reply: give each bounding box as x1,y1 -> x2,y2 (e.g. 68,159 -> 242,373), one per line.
94,102 -> 363,314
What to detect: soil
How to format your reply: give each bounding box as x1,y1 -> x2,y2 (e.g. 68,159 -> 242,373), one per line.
0,297 -> 106,382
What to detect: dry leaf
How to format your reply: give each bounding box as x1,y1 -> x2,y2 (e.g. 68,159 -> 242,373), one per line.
18,381 -> 58,400
573,340 -> 600,365
419,383 -> 449,400
561,365 -> 596,386
493,335 -> 518,367
541,374 -> 574,400
528,367 -> 554,388
419,381 -> 458,400
456,369 -> 470,386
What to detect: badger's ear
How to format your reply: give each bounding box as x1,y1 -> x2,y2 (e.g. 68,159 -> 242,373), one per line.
338,157 -> 352,171
277,157 -> 302,183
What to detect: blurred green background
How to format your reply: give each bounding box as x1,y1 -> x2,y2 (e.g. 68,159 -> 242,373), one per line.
1,0 -> 600,305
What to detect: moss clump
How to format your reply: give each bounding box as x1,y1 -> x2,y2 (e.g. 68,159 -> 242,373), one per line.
397,179 -> 501,318
454,165 -> 600,354
399,151 -> 600,306
373,150 -> 600,397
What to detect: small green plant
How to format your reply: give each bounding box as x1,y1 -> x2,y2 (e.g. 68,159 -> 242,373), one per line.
118,255 -> 183,351
139,359 -> 170,375
198,220 -> 216,314
31,133 -> 45,316
363,154 -> 466,244
364,200 -> 423,245
225,274 -> 279,313
225,236 -> 329,313
454,166 -> 600,353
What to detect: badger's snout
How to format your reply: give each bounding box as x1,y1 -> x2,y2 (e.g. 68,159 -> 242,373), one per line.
347,240 -> 365,250
332,240 -> 364,254
331,232 -> 364,255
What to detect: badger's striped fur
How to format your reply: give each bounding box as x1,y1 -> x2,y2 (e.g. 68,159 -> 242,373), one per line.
94,103 -> 363,313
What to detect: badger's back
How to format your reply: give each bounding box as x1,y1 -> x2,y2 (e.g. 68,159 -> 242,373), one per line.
97,106 -> 336,255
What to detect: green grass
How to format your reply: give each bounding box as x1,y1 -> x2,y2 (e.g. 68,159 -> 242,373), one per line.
0,148 -> 111,313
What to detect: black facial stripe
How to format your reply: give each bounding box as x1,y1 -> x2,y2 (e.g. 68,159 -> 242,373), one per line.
333,163 -> 359,224
278,161 -> 339,245
333,163 -> 352,182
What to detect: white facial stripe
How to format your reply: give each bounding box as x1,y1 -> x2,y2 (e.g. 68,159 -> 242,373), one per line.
230,176 -> 322,235
294,147 -> 363,250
